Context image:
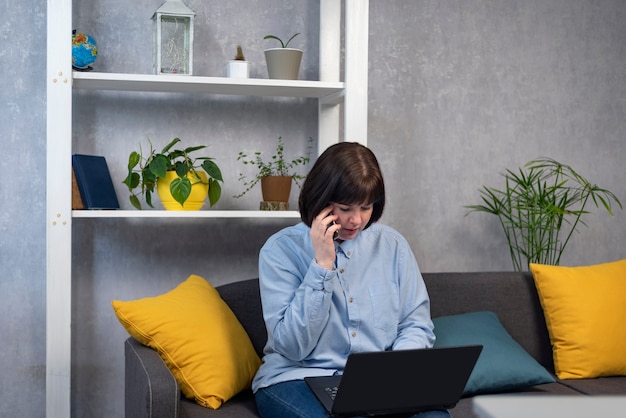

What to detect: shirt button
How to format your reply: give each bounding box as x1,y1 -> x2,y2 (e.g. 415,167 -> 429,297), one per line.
351,332 -> 357,338
339,268 -> 345,274
349,297 -> 354,303
347,251 -> 351,256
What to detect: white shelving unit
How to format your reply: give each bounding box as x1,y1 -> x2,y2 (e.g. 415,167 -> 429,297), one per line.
73,71 -> 345,99
72,210 -> 302,219
46,0 -> 368,416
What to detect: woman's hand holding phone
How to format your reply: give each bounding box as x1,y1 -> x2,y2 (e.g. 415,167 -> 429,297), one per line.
310,205 -> 340,270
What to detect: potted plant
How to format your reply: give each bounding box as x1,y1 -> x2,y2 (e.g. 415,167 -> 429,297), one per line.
465,157 -> 622,271
226,44 -> 249,78
234,136 -> 312,210
263,32 -> 302,80
123,137 -> 223,210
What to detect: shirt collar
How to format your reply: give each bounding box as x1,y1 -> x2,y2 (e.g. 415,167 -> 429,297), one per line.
336,236 -> 358,259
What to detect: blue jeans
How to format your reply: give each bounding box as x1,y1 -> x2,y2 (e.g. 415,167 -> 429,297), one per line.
255,380 -> 452,418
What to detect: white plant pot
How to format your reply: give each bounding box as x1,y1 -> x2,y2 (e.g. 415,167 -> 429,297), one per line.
226,60 -> 249,78
264,48 -> 303,80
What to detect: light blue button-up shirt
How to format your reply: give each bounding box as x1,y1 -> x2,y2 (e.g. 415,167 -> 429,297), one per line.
252,222 -> 435,392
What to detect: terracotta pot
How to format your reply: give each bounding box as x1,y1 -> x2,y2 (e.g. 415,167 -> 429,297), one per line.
261,176 -> 292,202
157,171 -> 208,211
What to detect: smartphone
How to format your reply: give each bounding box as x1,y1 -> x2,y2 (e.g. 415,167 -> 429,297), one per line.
328,220 -> 339,240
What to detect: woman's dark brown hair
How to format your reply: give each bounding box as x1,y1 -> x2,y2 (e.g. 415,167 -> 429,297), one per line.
299,142 -> 385,229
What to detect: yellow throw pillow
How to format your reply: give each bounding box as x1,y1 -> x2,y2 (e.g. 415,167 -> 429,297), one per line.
530,259 -> 626,379
112,275 -> 261,409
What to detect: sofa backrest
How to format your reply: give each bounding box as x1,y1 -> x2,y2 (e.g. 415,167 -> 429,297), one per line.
217,272 -> 554,371
423,271 -> 553,370
217,278 -> 267,358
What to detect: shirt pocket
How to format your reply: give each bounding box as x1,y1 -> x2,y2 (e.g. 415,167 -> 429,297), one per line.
368,284 -> 399,333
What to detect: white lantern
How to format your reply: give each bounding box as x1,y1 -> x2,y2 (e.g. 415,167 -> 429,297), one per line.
152,0 -> 195,75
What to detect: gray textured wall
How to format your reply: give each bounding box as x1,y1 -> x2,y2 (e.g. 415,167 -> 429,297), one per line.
2,0 -> 625,416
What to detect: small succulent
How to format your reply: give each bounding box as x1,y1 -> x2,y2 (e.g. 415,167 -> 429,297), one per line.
234,45 -> 245,61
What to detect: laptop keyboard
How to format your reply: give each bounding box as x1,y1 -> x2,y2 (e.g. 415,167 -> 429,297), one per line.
324,386 -> 339,400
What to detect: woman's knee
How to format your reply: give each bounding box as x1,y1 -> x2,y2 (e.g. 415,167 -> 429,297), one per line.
255,380 -> 328,418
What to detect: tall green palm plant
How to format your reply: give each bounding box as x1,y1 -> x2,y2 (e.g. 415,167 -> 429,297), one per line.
466,157 -> 622,271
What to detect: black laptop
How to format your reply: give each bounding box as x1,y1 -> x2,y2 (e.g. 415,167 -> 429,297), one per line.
304,345 -> 482,417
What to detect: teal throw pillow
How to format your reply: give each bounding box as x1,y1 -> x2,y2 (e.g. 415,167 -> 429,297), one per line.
433,311 -> 555,395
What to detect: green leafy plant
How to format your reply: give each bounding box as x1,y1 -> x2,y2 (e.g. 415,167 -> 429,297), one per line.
234,136 -> 313,198
263,32 -> 300,48
123,137 -> 223,209
465,157 -> 622,271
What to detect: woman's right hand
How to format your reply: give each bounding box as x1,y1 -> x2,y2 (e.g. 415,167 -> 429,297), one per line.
310,205 -> 340,270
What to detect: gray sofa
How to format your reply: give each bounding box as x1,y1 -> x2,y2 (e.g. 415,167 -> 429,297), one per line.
124,272 -> 626,418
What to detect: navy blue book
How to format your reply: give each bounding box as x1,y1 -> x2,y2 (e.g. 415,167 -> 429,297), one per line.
72,154 -> 120,209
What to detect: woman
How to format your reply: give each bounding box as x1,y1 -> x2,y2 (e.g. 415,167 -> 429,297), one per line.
252,142 -> 449,418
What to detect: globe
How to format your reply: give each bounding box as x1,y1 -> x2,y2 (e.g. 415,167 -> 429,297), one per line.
72,32 -> 98,70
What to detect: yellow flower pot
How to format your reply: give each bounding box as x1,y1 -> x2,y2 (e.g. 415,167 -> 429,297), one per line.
157,171 -> 209,211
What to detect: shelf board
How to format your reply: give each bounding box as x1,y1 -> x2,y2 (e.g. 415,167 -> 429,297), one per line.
72,209 -> 301,219
72,72 -> 345,99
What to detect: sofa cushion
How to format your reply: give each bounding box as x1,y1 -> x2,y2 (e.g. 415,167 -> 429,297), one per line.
112,274 -> 262,409
556,376 -> 626,395
180,392 -> 259,418
433,311 -> 555,395
530,259 -> 626,379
